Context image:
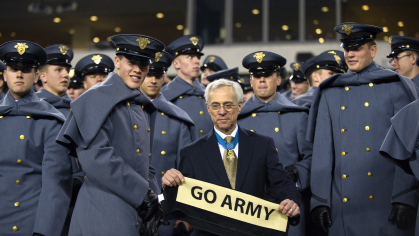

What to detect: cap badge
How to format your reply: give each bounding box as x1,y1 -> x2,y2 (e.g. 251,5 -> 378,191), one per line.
389,37 -> 392,44
137,37 -> 150,50
59,45 -> 69,55
91,55 -> 103,64
208,56 -> 216,63
293,63 -> 301,71
190,37 -> 199,46
155,52 -> 162,62
14,43 -> 29,55
342,24 -> 353,35
327,51 -> 336,54
334,55 -> 341,64
253,52 -> 265,63
69,69 -> 75,78
240,78 -> 245,83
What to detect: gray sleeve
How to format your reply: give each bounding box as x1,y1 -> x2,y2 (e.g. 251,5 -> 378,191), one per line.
294,112 -> 313,191
33,121 -> 73,235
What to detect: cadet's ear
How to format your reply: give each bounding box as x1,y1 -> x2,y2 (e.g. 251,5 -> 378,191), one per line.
173,58 -> 181,70
370,45 -> 377,58
114,56 -> 121,69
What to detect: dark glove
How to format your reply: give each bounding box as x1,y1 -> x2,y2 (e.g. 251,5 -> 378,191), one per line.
311,206 -> 332,233
285,165 -> 299,183
172,222 -> 190,236
137,189 -> 170,236
388,203 -> 417,230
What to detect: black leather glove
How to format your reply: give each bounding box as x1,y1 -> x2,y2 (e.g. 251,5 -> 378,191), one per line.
172,222 -> 190,236
311,206 -> 332,233
137,189 -> 170,236
388,203 -> 417,230
285,165 -> 299,183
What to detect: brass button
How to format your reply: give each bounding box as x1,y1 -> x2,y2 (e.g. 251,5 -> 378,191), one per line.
141,105 -> 144,110
137,222 -> 140,226
252,113 -> 256,117
16,180 -> 20,185
17,159 -> 22,164
278,111 -> 281,114
134,125 -> 138,130
276,148 -> 278,152
13,226 -> 17,231
343,198 -> 348,203
26,116 -> 31,119
250,130 -> 254,132
148,178 -> 150,181
84,175 -> 86,180
341,106 -> 345,110
200,130 -> 204,134
161,151 -> 166,155
14,202 -> 19,207
345,87 -> 349,91
200,111 -> 204,115
149,153 -> 151,157
136,149 -> 140,154
161,171 -> 165,175
341,152 -> 346,156
0,116 -> 3,118
365,102 -> 369,107
127,102 -> 131,107
70,108 -> 72,111
342,174 -> 347,179
369,83 -> 373,87
366,148 -> 371,152
341,129 -> 345,133
20,135 -> 24,140
161,112 -> 165,116
365,126 -> 370,131
179,96 -> 183,99
199,96 -> 202,99
369,195 -> 374,200
147,128 -> 150,132
275,127 -> 279,132
162,131 -> 166,135
368,172 -> 372,177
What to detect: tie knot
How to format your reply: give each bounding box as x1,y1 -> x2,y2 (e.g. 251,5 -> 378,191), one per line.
225,136 -> 234,143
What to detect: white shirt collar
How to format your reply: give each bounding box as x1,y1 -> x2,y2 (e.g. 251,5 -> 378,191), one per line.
214,124 -> 238,140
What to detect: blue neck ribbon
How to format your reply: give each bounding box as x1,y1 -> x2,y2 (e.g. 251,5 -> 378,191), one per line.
214,129 -> 239,150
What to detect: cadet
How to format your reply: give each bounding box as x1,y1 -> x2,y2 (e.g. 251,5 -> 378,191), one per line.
160,35 -> 213,138
281,63 -> 309,101
56,34 -> 167,236
0,40 -> 72,235
206,67 -> 239,83
74,53 -> 114,90
36,44 -> 73,117
293,52 -> 344,108
307,23 -> 419,236
67,69 -> 85,100
387,36 -> 419,87
238,77 -> 253,103
0,61 -> 7,99
140,50 -> 197,236
200,55 -> 228,86
237,51 -> 312,236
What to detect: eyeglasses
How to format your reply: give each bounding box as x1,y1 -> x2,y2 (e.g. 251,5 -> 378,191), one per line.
209,104 -> 237,111
389,54 -> 412,64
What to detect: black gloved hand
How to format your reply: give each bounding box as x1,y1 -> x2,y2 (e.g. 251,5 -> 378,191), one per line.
285,165 -> 299,183
137,189 -> 170,236
311,206 -> 332,233
388,203 -> 417,230
172,222 -> 190,236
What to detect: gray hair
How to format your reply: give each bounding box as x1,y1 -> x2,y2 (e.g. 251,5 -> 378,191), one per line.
204,79 -> 243,104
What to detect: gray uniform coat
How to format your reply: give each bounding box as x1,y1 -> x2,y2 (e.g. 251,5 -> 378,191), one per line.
291,87 -> 316,109
237,93 -> 312,236
281,90 -> 293,101
307,62 -> 419,236
56,73 -> 159,236
0,90 -> 72,236
380,99 -> 419,235
160,77 -> 213,138
412,73 -> 419,88
150,93 -> 197,236
36,88 -> 72,117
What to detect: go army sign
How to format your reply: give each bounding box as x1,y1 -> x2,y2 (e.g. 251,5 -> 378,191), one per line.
163,178 -> 288,236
